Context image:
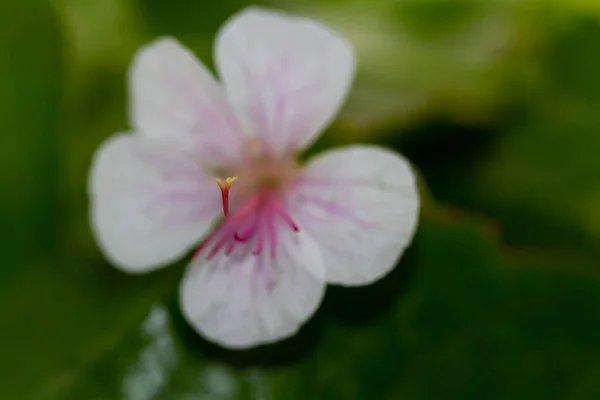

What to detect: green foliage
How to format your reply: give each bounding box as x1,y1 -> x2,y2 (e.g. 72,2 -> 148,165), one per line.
1,0 -> 600,398
6,219 -> 600,399
0,0 -> 62,278
409,17 -> 600,254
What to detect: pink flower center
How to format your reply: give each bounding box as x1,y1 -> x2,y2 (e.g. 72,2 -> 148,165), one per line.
191,160 -> 300,261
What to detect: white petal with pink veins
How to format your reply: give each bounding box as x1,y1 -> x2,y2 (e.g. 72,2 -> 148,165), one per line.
129,37 -> 245,165
180,229 -> 325,349
292,145 -> 420,286
215,7 -> 355,156
88,134 -> 222,273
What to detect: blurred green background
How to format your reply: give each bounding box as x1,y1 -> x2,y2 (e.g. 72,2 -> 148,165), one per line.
2,0 -> 600,398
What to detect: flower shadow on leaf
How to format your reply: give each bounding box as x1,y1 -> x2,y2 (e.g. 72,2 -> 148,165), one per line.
321,243 -> 418,326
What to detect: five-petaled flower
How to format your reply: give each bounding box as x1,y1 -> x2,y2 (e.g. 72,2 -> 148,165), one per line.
88,7 -> 419,349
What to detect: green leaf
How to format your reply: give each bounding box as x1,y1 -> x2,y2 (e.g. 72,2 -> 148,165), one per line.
407,17 -> 600,254
20,216 -> 600,399
297,0 -> 540,135
4,3 -> 600,399
392,0 -> 485,41
135,0 -> 257,36
0,3 -> 182,399
0,0 -> 62,279
0,261 -> 181,399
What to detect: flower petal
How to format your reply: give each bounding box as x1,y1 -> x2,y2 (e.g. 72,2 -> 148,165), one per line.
180,230 -> 325,349
292,145 -> 420,286
215,7 -> 355,155
129,37 -> 245,165
88,134 -> 221,273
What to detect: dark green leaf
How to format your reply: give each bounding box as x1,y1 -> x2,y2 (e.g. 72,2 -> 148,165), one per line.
403,18 -> 600,255
24,217 -> 600,400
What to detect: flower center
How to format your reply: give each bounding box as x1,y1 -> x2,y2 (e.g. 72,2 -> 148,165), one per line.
191,161 -> 300,262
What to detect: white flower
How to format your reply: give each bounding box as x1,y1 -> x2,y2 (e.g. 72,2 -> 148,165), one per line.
88,7 -> 420,349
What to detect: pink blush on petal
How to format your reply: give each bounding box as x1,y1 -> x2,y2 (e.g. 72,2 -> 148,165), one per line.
191,185 -> 299,263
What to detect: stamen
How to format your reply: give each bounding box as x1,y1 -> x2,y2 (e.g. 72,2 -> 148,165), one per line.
192,192 -> 301,261
190,229 -> 219,262
207,231 -> 231,260
234,225 -> 256,243
267,211 -> 277,258
214,176 -> 238,217
224,239 -> 236,256
271,200 -> 300,231
251,221 -> 265,255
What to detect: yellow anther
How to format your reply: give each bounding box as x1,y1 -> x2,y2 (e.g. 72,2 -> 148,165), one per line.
214,176 -> 238,190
